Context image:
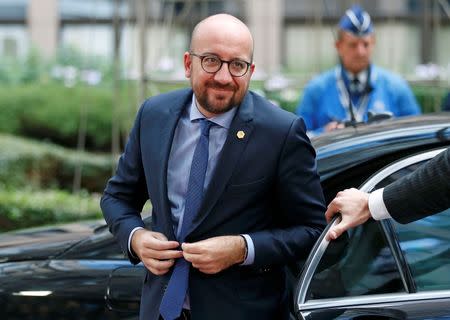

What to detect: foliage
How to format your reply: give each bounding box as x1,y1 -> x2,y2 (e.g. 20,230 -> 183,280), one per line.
0,134 -> 114,193
0,189 -> 102,232
0,49 -> 48,85
0,83 -> 136,151
411,84 -> 448,114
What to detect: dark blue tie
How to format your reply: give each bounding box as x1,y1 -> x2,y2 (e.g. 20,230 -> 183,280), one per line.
159,119 -> 213,320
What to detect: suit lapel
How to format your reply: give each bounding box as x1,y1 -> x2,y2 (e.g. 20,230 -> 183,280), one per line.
151,89 -> 192,240
190,93 -> 255,235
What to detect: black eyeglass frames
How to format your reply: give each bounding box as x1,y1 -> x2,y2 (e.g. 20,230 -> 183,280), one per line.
189,53 -> 251,77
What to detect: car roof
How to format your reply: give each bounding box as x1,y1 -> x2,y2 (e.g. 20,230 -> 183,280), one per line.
311,114 -> 450,180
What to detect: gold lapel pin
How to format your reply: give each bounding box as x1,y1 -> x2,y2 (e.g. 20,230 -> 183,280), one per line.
237,130 -> 245,139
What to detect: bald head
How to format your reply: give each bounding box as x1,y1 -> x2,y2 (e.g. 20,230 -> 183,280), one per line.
190,14 -> 254,61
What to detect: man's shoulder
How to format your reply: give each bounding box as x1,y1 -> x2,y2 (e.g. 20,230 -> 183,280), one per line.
372,65 -> 408,86
304,68 -> 336,91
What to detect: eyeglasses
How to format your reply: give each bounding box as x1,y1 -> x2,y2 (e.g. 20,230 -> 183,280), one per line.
190,53 -> 251,77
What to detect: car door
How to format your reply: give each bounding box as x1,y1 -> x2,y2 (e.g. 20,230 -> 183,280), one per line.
293,148 -> 450,320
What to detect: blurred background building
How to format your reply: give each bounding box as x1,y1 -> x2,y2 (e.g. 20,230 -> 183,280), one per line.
1,0 -> 449,82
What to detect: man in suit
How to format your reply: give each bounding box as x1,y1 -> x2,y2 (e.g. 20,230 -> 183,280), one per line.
101,13 -> 326,320
325,147 -> 450,240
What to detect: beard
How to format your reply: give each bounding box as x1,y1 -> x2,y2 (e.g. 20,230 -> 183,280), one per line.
194,80 -> 246,115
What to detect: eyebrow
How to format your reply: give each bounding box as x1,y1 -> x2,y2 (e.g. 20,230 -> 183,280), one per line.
197,52 -> 251,62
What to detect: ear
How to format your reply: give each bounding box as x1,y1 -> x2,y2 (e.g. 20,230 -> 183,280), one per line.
335,39 -> 341,51
249,63 -> 255,77
184,52 -> 192,78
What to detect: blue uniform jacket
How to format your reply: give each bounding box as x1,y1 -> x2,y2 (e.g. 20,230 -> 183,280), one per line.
296,64 -> 421,136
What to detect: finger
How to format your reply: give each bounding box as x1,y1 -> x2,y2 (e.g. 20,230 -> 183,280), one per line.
325,195 -> 341,223
197,266 -> 221,274
147,257 -> 176,271
151,232 -> 169,241
144,238 -> 180,251
326,220 -> 349,241
181,242 -> 205,254
148,266 -> 170,276
183,251 -> 205,264
325,200 -> 340,222
143,248 -> 183,260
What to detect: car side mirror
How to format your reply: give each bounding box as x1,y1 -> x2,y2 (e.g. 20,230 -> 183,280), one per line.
367,111 -> 393,123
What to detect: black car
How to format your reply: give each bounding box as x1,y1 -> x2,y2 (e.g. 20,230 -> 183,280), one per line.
1,114 -> 450,320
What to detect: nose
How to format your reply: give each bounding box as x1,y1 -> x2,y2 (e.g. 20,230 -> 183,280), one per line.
213,62 -> 233,84
356,43 -> 367,55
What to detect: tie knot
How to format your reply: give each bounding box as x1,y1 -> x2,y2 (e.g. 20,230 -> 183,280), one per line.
350,77 -> 362,93
200,119 -> 214,137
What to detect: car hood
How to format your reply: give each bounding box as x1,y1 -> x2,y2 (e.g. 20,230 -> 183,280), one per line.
0,220 -> 104,262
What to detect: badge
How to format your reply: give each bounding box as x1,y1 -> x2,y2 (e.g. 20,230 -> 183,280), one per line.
237,130 -> 245,139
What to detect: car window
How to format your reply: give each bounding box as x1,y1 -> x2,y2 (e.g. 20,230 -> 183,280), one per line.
305,219 -> 405,301
393,208 -> 450,291
368,154 -> 450,292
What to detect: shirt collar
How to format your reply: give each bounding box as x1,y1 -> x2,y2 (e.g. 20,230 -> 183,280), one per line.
345,68 -> 368,85
189,94 -> 237,129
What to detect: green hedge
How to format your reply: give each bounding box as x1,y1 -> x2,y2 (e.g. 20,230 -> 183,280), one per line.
0,189 -> 102,232
0,134 -> 113,192
411,84 -> 448,114
0,83 -> 137,151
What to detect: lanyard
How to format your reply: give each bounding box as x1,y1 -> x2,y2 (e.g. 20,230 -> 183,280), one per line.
336,66 -> 371,122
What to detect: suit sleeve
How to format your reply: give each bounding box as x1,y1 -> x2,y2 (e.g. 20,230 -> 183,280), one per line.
384,147 -> 450,223
250,117 -> 327,267
100,104 -> 148,263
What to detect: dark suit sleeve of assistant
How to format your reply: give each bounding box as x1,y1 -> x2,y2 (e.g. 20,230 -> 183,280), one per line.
384,147 -> 450,223
251,117 -> 327,267
100,103 -> 148,263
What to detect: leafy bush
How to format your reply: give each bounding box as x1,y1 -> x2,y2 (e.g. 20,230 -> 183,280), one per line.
0,134 -> 113,192
0,49 -> 48,85
411,84 -> 448,113
0,189 -> 102,231
0,83 -> 137,151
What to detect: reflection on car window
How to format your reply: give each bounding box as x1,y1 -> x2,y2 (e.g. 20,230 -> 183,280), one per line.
370,157 -> 450,291
393,208 -> 450,291
373,161 -> 424,189
306,220 -> 405,300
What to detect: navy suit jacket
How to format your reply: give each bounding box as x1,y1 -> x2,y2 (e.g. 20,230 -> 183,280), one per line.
384,147 -> 450,223
101,88 -> 326,320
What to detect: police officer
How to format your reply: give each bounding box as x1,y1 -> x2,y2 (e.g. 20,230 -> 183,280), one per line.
296,4 -> 421,137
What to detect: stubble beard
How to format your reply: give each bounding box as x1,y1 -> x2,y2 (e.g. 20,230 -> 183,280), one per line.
195,81 -> 244,116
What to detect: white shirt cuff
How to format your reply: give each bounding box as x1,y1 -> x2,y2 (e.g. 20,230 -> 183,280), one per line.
240,234 -> 255,265
128,226 -> 144,259
368,188 -> 392,220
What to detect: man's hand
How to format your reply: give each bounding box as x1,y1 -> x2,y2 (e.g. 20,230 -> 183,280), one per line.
324,121 -> 345,132
182,236 -> 246,274
131,229 -> 183,275
325,188 -> 371,240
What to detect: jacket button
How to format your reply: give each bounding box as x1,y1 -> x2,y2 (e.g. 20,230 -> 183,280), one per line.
163,285 -> 168,292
